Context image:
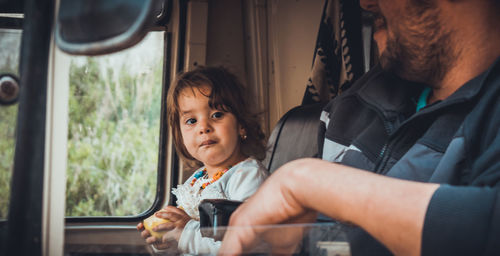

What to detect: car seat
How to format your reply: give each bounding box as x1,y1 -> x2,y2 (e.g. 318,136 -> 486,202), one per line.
262,102 -> 325,173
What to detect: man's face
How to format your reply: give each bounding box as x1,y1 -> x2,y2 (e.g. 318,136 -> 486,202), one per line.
361,0 -> 456,87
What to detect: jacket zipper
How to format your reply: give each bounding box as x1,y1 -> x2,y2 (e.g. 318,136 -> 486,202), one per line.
374,118 -> 409,174
374,143 -> 387,173
374,133 -> 405,174
377,140 -> 394,174
373,117 -> 392,173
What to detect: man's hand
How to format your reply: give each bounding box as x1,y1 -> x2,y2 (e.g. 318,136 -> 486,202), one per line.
219,158 -> 439,256
219,159 -> 318,255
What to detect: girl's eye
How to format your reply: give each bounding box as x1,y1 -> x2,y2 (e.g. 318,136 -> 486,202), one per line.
185,118 -> 196,125
211,112 -> 224,119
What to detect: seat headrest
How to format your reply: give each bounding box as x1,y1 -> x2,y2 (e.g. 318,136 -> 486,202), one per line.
263,103 -> 324,173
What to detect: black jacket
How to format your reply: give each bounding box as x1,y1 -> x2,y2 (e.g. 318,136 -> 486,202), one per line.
319,59 -> 500,255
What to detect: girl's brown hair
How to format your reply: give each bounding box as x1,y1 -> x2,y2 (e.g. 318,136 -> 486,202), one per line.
167,66 -> 266,166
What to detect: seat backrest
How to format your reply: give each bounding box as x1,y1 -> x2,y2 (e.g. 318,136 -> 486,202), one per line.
263,103 -> 324,173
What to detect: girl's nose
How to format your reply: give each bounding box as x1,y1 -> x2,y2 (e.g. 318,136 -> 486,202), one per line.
199,127 -> 211,134
198,120 -> 212,134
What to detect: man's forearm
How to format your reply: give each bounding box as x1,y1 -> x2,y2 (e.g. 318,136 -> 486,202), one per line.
284,159 -> 439,256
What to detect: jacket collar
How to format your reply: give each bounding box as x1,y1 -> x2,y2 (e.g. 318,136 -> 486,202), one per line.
351,65 -> 423,120
352,56 -> 500,119
422,56 -> 500,111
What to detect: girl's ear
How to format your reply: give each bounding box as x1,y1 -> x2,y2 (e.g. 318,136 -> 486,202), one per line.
239,126 -> 247,140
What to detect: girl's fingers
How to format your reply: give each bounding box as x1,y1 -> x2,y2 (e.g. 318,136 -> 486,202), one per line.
145,236 -> 158,244
153,221 -> 176,231
155,211 -> 175,220
161,235 -> 179,245
162,205 -> 178,211
136,222 -> 144,230
161,205 -> 188,216
153,242 -> 170,250
156,210 -> 188,222
141,229 -> 151,239
154,239 -> 176,250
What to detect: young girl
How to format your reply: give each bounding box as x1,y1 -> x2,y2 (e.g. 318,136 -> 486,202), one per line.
137,66 -> 268,255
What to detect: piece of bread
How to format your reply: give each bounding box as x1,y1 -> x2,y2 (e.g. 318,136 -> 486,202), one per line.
143,213 -> 170,239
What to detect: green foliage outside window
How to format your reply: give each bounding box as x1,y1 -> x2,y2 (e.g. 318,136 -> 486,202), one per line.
66,55 -> 163,216
0,104 -> 16,219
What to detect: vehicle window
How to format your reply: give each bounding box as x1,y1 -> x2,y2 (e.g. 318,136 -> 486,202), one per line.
66,31 -> 165,216
0,28 -> 21,220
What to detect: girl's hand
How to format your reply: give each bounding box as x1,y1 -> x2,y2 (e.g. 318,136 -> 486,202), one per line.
136,206 -> 192,249
153,206 -> 192,243
137,221 -> 166,249
136,222 -> 152,241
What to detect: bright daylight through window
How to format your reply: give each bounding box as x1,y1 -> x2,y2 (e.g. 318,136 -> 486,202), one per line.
65,32 -> 165,217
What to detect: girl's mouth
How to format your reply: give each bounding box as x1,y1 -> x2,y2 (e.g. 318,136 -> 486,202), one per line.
200,140 -> 216,147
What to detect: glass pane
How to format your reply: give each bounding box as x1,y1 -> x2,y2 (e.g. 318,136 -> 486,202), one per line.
66,32 -> 165,216
210,223 -> 350,255
0,28 -> 22,220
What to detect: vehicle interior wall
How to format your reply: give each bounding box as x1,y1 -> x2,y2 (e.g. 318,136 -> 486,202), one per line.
266,0 -> 324,129
178,0 -> 324,183
205,0 -> 324,133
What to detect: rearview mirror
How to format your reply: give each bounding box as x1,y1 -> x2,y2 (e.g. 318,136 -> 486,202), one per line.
56,0 -> 168,55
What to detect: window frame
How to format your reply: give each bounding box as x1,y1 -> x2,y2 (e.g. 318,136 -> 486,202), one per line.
63,29 -> 172,223
61,0 -> 186,229
2,0 -> 54,254
63,0 -> 186,250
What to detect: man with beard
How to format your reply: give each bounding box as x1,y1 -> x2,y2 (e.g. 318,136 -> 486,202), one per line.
219,0 -> 500,255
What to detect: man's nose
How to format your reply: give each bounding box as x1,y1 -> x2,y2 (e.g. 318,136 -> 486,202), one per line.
360,0 -> 379,12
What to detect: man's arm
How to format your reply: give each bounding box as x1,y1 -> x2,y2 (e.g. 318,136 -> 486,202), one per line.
220,158 -> 438,256
421,185 -> 500,256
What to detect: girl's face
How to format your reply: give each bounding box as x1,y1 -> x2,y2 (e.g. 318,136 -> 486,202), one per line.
177,85 -> 245,174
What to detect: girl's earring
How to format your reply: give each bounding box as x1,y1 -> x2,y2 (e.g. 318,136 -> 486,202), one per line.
241,134 -> 247,140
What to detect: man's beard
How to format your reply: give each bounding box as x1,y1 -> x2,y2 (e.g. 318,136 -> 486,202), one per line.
378,2 -> 457,87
